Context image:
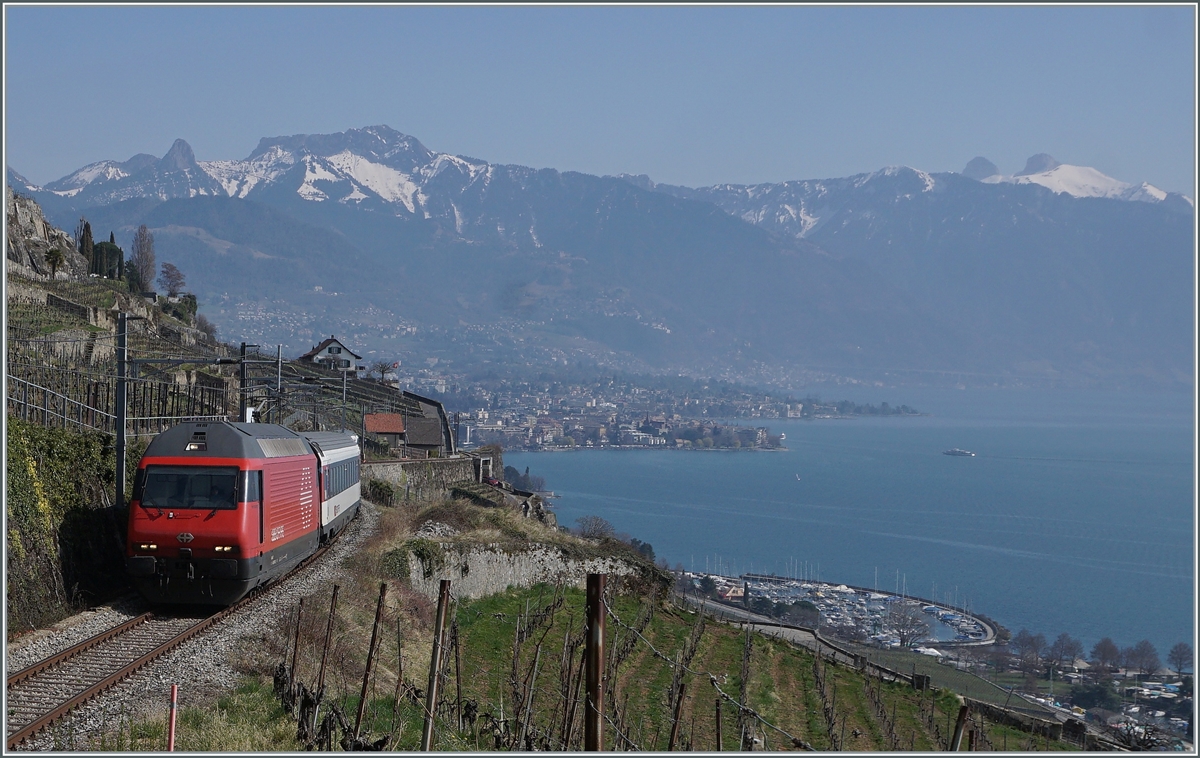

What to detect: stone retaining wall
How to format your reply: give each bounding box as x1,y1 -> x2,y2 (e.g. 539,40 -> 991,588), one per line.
365,457 -> 477,503
405,543 -> 639,600
964,697 -> 1064,740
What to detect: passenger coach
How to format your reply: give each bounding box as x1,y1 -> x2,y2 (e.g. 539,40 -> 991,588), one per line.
126,421 -> 361,604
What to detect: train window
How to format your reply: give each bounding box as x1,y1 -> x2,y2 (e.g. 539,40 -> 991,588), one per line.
131,468 -> 148,504
239,469 -> 261,503
141,466 -> 239,510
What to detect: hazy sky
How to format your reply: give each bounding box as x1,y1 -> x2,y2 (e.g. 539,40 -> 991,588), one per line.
4,5 -> 1196,194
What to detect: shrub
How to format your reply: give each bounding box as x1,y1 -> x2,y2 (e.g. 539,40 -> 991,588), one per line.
6,418 -> 129,636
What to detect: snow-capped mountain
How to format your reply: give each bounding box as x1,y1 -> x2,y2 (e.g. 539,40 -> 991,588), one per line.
36,139 -> 226,203
630,165 -> 952,242
199,126 -> 492,217
9,131 -> 1189,244
8,126 -> 549,245
36,126 -> 496,221
6,128 -> 1193,390
635,154 -> 1192,245
977,153 -> 1183,205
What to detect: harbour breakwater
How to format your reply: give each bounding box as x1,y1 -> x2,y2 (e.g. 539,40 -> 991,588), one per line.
691,571 -> 1001,647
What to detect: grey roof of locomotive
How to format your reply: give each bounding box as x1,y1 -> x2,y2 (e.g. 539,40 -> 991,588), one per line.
142,421 -> 355,461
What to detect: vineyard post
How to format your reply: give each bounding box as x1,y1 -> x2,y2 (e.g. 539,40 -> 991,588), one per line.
355,582 -> 388,739
950,704 -> 970,751
584,573 -> 606,751
715,697 -> 723,751
290,598 -> 304,687
454,621 -> 463,732
421,579 -> 451,750
391,616 -> 405,734
667,680 -> 686,750
316,586 -> 339,694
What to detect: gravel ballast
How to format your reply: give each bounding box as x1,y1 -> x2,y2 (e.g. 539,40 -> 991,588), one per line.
7,501 -> 381,751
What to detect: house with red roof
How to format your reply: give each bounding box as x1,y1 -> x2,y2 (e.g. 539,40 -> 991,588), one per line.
299,336 -> 363,373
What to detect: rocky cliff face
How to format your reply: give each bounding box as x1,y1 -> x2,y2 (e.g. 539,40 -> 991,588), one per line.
6,186 -> 87,278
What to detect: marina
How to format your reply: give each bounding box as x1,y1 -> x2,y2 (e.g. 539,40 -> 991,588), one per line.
684,571 -> 995,649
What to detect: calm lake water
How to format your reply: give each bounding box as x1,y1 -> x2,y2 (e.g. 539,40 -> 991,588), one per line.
507,388 -> 1195,657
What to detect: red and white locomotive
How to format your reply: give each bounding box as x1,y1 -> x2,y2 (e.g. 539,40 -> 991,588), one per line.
126,421 -> 361,604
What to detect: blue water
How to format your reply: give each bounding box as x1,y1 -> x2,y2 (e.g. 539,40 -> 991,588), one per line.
508,388 -> 1195,657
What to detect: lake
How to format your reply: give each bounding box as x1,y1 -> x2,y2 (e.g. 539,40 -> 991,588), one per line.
507,387 -> 1195,658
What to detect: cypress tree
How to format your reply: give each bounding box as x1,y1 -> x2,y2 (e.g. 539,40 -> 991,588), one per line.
92,241 -> 124,279
79,222 -> 94,273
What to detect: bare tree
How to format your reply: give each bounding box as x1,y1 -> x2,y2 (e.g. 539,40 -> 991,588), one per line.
574,515 -> 615,540
195,313 -> 218,342
886,600 -> 930,648
369,360 -> 394,383
129,225 -> 156,292
1123,640 -> 1161,679
1106,722 -> 1172,751
1012,629 -> 1047,672
158,262 -> 186,296
1166,642 -> 1192,677
1049,633 -> 1083,670
1091,637 -> 1121,672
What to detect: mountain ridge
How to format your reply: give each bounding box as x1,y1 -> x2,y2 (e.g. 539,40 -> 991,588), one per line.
6,127 -> 1193,391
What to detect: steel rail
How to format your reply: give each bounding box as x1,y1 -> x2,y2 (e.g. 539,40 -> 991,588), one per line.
6,613 -> 154,688
6,540 -> 335,749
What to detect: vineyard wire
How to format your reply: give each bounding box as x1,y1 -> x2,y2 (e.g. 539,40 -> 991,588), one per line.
601,706 -> 641,750
602,598 -> 816,751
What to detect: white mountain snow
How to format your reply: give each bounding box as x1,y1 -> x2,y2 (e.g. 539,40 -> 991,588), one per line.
11,135 -> 1192,234
981,161 -> 1170,203
200,145 -> 297,198
48,161 -> 131,196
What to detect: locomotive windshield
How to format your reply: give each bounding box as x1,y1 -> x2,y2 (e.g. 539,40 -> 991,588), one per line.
139,466 -> 239,510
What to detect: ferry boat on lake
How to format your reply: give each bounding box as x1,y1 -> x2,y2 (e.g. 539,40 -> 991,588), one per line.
943,449 -> 976,457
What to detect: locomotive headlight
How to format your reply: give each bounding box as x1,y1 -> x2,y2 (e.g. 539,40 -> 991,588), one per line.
215,545 -> 237,553
138,543 -> 158,551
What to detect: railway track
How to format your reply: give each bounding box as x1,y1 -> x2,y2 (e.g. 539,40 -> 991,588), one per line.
6,543 -> 334,750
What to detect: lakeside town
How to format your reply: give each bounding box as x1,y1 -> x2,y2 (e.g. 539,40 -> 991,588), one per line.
676,570 -> 1193,743
251,333 -> 922,451
408,370 -> 921,451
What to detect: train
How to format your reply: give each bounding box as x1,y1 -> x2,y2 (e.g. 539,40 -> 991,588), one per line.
125,421 -> 361,605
